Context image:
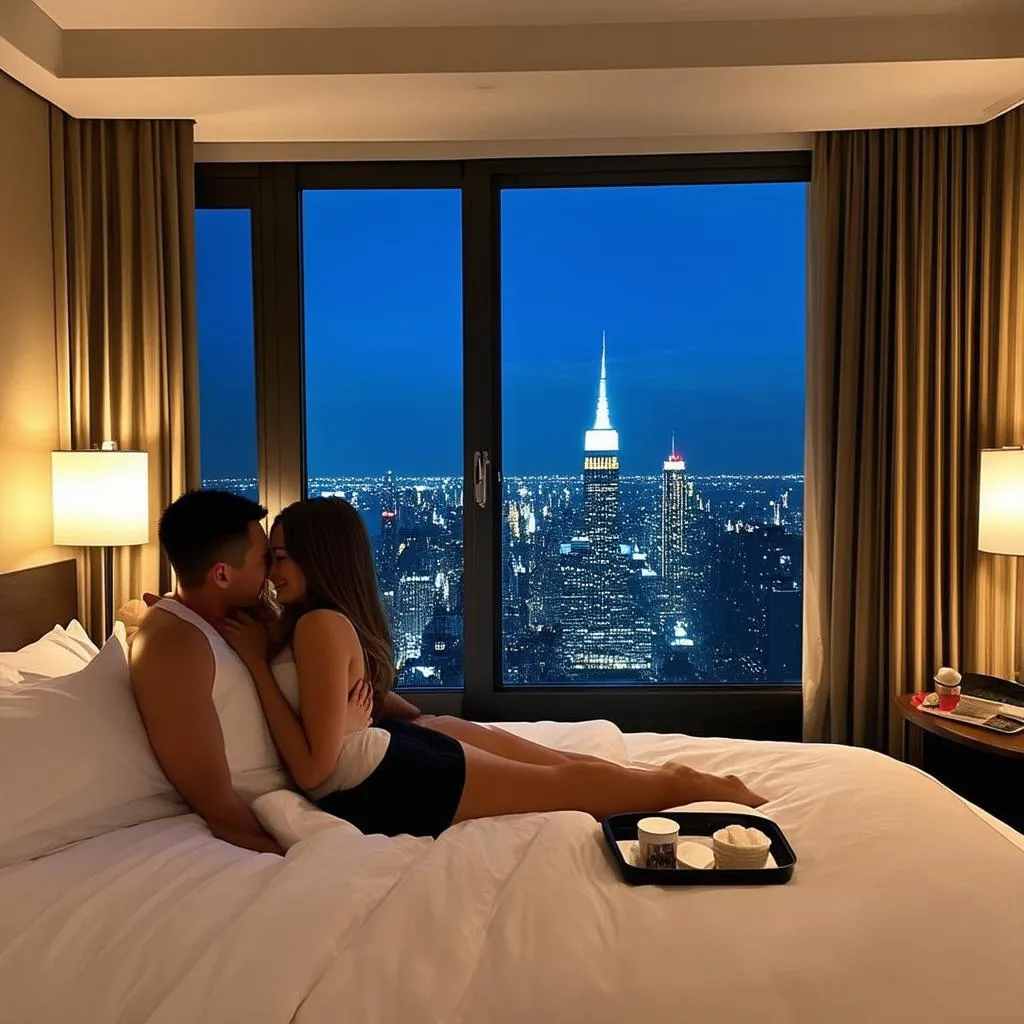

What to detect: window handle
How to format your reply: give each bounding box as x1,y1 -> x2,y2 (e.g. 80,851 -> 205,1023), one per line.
473,450 -> 490,509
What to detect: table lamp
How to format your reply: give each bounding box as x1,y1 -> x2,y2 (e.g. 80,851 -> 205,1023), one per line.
52,442 -> 149,643
979,446 -> 1024,680
979,447 -> 1024,556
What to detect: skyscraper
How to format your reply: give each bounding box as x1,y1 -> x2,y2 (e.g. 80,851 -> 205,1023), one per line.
397,571 -> 434,663
660,437 -> 687,581
767,582 -> 802,681
378,509 -> 398,584
559,336 -> 652,676
583,334 -> 620,558
376,469 -> 399,595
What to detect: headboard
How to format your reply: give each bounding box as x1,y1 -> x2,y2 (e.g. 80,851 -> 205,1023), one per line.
0,560 -> 78,651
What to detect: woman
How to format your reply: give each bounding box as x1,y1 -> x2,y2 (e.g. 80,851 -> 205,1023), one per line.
221,497 -> 765,839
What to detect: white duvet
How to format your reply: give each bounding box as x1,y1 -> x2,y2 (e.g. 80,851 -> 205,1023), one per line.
2,722 -> 1024,1024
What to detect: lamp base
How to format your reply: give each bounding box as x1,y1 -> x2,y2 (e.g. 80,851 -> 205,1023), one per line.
102,546 -> 114,644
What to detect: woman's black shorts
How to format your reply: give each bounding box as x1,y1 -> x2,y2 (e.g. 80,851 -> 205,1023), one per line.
315,718 -> 466,839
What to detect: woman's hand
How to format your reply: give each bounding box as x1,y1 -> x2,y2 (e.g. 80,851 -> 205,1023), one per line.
219,611 -> 270,671
345,679 -> 374,734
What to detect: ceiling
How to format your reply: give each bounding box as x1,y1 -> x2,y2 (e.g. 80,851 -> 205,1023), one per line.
2,0 -> 1023,160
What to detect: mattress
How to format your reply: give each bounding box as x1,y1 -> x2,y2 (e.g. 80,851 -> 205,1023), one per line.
2,721 -> 1023,1024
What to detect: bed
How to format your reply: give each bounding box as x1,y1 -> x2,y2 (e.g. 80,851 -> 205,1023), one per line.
2,562 -> 1024,1024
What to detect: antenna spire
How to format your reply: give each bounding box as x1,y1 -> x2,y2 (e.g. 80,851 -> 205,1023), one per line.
593,332 -> 611,430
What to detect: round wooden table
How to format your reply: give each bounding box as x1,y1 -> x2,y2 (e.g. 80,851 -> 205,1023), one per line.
895,692 -> 1024,766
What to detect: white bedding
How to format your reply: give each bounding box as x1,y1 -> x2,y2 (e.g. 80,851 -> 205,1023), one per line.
2,721 -> 1024,1024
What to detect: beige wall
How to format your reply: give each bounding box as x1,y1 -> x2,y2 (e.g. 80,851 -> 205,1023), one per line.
0,72 -> 61,572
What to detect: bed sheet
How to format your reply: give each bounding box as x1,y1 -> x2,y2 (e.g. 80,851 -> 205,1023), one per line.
2,721 -> 1023,1024
620,728 -> 1024,853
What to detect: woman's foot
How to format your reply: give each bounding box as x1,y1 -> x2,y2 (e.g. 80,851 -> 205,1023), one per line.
664,763 -> 766,808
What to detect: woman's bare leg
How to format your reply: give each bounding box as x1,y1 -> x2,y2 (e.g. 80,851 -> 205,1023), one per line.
418,715 -> 612,767
452,745 -> 765,823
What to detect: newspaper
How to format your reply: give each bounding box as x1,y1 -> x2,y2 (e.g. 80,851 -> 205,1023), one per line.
918,694 -> 1024,730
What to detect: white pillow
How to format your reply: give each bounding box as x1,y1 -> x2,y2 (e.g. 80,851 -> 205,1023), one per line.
0,624 -> 95,682
0,631 -> 185,868
64,619 -> 99,659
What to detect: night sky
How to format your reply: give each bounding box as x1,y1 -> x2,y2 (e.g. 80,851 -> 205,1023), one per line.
196,181 -> 806,482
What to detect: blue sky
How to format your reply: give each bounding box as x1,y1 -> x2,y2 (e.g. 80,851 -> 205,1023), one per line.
195,208 -> 259,483
197,181 -> 806,481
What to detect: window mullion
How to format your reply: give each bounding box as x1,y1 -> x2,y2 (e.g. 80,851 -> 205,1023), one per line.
461,163 -> 502,713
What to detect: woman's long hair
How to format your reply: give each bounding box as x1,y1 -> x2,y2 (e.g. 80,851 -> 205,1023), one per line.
274,498 -> 396,695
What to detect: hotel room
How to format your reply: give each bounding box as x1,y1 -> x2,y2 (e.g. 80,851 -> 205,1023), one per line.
2,1 -> 1024,1020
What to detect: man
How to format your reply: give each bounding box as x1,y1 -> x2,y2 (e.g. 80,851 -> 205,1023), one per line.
130,490 -> 286,853
132,489 -> 427,855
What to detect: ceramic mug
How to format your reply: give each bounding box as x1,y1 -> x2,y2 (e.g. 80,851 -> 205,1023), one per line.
637,816 -> 680,869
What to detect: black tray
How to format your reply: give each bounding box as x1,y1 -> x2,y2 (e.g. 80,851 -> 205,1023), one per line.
602,812 -> 796,886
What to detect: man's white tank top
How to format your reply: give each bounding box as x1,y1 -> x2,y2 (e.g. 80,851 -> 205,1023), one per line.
155,598 -> 288,800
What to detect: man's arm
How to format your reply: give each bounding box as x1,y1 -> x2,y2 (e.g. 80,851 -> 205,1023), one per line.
373,689 -> 422,722
130,616 -> 281,855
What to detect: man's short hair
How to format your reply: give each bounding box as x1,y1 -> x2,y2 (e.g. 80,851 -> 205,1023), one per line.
159,490 -> 268,589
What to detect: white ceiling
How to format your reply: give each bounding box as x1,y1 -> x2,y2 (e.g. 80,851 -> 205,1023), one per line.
2,0 -> 1023,159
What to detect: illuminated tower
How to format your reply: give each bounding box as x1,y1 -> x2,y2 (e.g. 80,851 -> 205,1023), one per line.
377,469 -> 399,593
397,572 -> 433,662
583,332 -> 621,556
559,335 -> 651,676
660,435 -> 687,581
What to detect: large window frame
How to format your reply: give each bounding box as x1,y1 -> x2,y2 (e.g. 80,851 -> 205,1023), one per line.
196,151 -> 811,738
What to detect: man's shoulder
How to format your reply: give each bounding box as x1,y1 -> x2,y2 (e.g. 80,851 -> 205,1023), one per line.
135,605 -> 197,642
130,608 -> 211,677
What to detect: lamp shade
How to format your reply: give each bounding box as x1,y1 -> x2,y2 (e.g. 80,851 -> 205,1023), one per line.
52,449 -> 149,547
979,447 -> 1024,555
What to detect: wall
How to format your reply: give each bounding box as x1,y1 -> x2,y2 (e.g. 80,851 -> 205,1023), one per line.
0,71 -> 60,571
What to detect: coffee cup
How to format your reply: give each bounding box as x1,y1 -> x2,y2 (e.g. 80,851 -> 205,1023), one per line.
637,816 -> 680,869
934,667 -> 962,712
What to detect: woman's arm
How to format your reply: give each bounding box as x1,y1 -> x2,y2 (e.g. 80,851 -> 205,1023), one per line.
222,610 -> 365,792
245,658 -> 325,790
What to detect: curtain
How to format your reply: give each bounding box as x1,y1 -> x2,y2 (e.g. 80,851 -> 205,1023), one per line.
805,108 -> 1024,754
51,115 -> 200,636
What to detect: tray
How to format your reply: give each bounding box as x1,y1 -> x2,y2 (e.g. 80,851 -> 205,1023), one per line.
602,812 -> 796,886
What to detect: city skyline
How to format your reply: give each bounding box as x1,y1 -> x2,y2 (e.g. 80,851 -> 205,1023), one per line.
197,342 -> 803,687
196,181 -> 806,687
500,338 -> 801,684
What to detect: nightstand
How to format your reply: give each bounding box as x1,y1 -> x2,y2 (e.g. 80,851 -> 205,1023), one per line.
896,693 -> 1024,831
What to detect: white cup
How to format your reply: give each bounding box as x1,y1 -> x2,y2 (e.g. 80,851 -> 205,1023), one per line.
637,816 -> 680,869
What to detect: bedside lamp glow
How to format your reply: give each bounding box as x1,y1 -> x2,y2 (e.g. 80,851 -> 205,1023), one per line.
51,444 -> 149,642
979,447 -> 1024,556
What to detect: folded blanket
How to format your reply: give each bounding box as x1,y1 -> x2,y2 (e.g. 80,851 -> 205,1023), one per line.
250,790 -> 359,850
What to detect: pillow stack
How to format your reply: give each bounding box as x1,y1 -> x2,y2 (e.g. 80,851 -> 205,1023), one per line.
0,620 -> 97,683
0,627 -> 185,869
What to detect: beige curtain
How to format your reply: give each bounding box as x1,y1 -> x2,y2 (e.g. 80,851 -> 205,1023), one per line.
805,108 -> 1024,753
51,115 -> 200,635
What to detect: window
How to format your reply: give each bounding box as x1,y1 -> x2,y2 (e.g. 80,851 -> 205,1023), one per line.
194,208 -> 259,502
302,188 -> 463,690
196,154 -> 810,726
500,183 -> 806,685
